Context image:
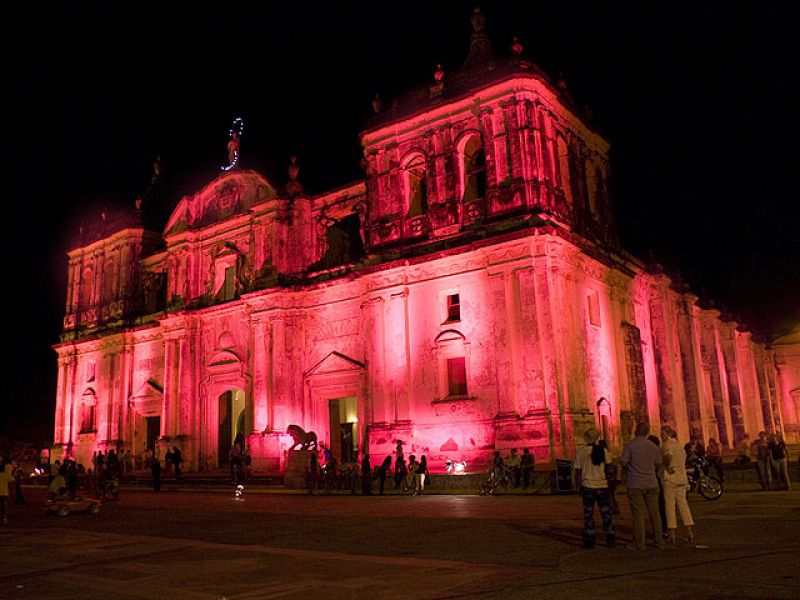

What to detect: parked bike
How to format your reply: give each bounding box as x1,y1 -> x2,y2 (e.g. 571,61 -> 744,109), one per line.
686,456 -> 723,500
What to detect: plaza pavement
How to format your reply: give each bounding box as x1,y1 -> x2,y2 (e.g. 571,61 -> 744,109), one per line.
0,484 -> 798,599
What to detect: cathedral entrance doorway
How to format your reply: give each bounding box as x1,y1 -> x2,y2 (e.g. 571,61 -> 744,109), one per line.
218,389 -> 246,467
329,396 -> 358,463
145,416 -> 161,452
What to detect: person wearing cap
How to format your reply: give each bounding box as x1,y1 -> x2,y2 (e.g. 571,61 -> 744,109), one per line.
621,422 -> 664,550
574,427 -> 615,548
660,426 -> 695,544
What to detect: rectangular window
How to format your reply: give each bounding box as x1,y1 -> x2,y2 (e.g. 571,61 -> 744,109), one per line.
587,291 -> 601,326
446,294 -> 461,322
447,356 -> 468,397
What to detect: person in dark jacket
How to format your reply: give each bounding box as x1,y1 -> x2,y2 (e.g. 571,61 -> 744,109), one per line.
374,456 -> 392,495
307,453 -> 320,495
361,454 -> 372,495
172,446 -> 183,479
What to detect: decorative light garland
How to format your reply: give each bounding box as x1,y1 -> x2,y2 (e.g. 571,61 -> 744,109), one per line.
221,117 -> 245,172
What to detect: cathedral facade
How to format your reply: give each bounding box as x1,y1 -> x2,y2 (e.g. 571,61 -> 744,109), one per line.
53,12 -> 797,473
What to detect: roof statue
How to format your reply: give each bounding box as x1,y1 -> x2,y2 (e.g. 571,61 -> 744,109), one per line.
462,6 -> 495,70
222,117 -> 244,171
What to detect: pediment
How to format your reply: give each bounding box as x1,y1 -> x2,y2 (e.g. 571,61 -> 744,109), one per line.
129,380 -> 163,417
208,349 -> 242,368
164,170 -> 278,236
304,351 -> 365,378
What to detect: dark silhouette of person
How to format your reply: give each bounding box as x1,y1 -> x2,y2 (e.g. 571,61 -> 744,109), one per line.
172,446 -> 182,479
374,456 -> 392,495
361,453 -> 372,495
307,453 -> 320,495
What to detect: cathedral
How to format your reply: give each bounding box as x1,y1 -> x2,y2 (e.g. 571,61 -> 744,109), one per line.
53,9 -> 797,474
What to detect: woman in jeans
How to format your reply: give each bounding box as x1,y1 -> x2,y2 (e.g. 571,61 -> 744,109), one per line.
574,428 -> 615,548
414,456 -> 428,495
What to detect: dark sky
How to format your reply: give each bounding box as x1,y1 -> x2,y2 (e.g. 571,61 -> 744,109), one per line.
4,1 -> 799,436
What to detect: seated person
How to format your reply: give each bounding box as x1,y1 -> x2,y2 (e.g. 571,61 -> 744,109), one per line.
48,474 -> 68,500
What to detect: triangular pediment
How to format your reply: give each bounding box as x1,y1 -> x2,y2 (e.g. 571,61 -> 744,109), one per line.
164,170 -> 278,236
304,351 -> 365,378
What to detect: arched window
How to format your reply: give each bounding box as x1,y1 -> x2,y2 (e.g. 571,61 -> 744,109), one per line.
434,329 -> 470,399
460,134 -> 486,203
80,267 -> 94,307
79,389 -> 97,433
402,152 -> 428,218
101,258 -> 117,303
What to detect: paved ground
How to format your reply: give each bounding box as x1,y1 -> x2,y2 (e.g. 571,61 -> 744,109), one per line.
1,485 -> 798,599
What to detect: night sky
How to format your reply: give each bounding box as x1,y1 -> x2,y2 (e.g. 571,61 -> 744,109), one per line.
4,2 -> 798,437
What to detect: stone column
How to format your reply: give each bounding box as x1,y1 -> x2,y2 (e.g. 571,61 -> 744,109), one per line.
161,337 -> 179,437
362,297 -> 386,426
753,345 -> 775,432
717,321 -> 746,446
270,318 -> 289,430
387,289 -> 410,423
252,319 -> 270,432
532,245 -> 565,458
675,295 -> 704,442
646,282 -> 677,431
698,312 -> 730,447
516,268 -> 545,413
488,271 -> 516,416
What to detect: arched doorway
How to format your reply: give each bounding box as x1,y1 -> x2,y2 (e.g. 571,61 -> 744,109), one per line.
218,389 -> 246,467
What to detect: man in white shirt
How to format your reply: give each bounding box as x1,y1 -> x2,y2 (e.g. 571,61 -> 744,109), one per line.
660,426 -> 695,544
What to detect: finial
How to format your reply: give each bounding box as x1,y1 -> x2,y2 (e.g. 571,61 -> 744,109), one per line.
135,197 -> 143,211
511,36 -> 523,56
471,6 -> 486,33
288,155 -> 299,182
434,64 -> 445,82
556,73 -> 568,91
372,93 -> 383,114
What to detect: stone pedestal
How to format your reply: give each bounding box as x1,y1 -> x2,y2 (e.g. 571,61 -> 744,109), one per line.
284,450 -> 312,488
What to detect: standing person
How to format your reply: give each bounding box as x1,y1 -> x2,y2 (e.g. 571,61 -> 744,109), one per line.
597,440 -> 621,515
647,435 -> 668,536
374,456 -> 392,495
229,445 -> 242,484
406,455 -> 418,492
574,428 -> 615,548
0,464 -> 12,525
660,426 -> 695,545
66,460 -> 78,499
394,454 -> 407,489
415,456 -> 428,496
753,431 -> 772,490
360,453 -> 372,495
706,438 -> 724,483
307,452 -> 320,495
769,434 -> 791,490
734,434 -> 752,466
151,453 -> 161,492
505,448 -> 522,488
521,448 -> 535,490
172,446 -> 183,479
49,460 -> 60,484
164,447 -> 174,478
122,450 -> 133,481
12,463 -> 25,505
621,422 -> 664,550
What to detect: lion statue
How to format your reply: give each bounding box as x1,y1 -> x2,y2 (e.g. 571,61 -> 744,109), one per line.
286,424 -> 318,451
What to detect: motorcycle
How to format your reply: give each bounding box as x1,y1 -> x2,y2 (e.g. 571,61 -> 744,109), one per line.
686,456 -> 723,500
